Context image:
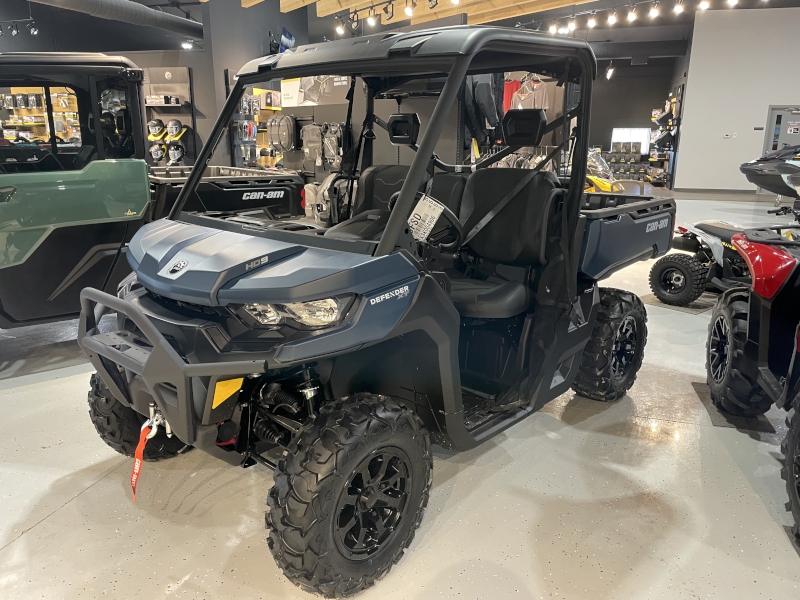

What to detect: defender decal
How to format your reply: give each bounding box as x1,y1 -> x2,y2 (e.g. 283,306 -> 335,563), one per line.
646,217 -> 670,233
242,190 -> 285,200
370,285 -> 410,305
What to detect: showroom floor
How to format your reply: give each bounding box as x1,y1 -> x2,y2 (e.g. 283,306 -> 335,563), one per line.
1,193 -> 799,600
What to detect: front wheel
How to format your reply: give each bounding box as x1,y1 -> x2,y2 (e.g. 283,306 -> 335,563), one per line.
572,288 -> 648,402
649,253 -> 708,306
267,394 -> 432,597
706,289 -> 772,417
781,408 -> 800,539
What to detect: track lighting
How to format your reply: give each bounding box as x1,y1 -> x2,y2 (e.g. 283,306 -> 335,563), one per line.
627,7 -> 637,21
549,22 -> 557,34
181,40 -> 193,49
366,9 -> 377,26
335,15 -> 345,35
10,23 -> 19,36
674,1 -> 684,13
699,0 -> 709,7
351,11 -> 359,26
27,22 -> 38,35
727,0 -> 737,5
608,11 -> 617,24
650,3 -> 660,18
568,18 -> 576,31
606,62 -> 615,80
405,0 -> 416,16
451,0 -> 459,4
429,0 -> 438,8
384,3 -> 394,20
587,14 -> 597,28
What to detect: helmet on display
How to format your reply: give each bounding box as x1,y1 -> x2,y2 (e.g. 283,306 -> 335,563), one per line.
167,142 -> 185,162
166,119 -> 183,137
100,111 -> 117,135
148,119 -> 165,135
150,143 -> 166,160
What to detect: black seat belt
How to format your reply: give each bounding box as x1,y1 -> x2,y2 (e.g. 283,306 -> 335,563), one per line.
462,141 -> 567,246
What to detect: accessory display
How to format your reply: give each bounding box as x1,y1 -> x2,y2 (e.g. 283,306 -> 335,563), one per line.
323,122 -> 344,169
166,119 -> 183,137
267,114 -> 297,152
236,119 -> 258,142
147,119 -> 166,141
300,123 -> 323,167
240,94 -> 261,116
167,142 -> 185,166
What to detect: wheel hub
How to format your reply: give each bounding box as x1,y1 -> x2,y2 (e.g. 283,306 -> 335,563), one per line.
709,315 -> 731,384
661,268 -> 686,293
611,316 -> 638,381
334,448 -> 411,561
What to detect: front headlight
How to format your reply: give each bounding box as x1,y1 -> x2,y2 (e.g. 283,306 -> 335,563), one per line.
241,296 -> 350,329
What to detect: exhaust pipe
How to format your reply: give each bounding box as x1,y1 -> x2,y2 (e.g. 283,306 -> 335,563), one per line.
29,0 -> 203,39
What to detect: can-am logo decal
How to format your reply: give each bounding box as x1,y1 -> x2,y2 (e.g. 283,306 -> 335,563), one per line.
646,217 -> 671,233
245,256 -> 269,271
370,285 -> 410,305
169,260 -> 188,274
242,191 -> 285,200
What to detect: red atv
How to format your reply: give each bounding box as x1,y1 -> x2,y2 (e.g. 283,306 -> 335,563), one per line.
705,213 -> 800,535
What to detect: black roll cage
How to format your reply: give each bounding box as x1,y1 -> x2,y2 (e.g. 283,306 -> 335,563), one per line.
168,27 -> 596,258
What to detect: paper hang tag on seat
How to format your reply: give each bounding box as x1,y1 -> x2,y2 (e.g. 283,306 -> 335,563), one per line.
408,195 -> 445,242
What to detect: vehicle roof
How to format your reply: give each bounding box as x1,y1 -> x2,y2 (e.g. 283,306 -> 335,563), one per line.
0,52 -> 137,70
238,26 -> 596,81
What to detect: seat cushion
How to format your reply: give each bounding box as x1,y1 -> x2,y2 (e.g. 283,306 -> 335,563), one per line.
353,164 -> 411,214
695,220 -> 743,242
449,278 -> 530,319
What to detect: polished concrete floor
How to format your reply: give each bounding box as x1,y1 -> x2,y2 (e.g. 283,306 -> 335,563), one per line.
1,194 -> 799,599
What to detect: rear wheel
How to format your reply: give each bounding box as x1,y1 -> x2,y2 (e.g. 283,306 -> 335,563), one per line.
87,373 -> 191,460
781,408 -> 800,539
267,394 -> 432,597
573,288 -> 648,402
649,253 -> 708,306
706,289 -> 772,417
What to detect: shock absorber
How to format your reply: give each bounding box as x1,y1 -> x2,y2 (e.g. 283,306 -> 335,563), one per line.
259,382 -> 301,413
253,419 -> 286,445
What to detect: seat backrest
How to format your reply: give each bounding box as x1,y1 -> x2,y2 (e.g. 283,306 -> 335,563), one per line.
353,164 -> 411,215
459,169 -> 560,266
427,172 -> 469,215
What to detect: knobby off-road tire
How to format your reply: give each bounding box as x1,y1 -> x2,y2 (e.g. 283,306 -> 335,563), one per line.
781,408 -> 800,539
649,252 -> 708,306
706,289 -> 772,417
572,288 -> 648,402
267,394 -> 432,597
87,373 -> 191,460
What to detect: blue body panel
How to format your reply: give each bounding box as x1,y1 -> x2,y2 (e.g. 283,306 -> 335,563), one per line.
127,219 -> 420,306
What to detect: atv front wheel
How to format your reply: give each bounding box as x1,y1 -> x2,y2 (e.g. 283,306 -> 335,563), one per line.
649,253 -> 708,306
781,408 -> 800,539
267,394 -> 432,597
87,373 -> 191,460
706,289 -> 772,417
572,288 -> 648,402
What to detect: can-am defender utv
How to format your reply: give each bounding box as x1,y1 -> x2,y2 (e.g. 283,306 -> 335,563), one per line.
78,28 -> 674,596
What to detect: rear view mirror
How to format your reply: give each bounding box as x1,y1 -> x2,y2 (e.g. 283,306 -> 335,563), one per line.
388,113 -> 421,145
502,109 -> 546,147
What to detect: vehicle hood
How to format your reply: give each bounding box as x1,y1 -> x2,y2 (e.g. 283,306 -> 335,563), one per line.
127,219 -> 419,306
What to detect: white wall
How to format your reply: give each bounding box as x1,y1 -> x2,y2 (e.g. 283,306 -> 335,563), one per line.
676,8 -> 800,190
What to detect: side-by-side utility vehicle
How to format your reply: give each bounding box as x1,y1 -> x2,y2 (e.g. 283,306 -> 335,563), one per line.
77,28 -> 675,596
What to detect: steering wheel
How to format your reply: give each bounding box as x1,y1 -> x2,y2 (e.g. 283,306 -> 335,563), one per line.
389,191 -> 463,251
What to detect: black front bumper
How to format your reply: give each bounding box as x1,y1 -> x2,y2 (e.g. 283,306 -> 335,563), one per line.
78,288 -> 266,444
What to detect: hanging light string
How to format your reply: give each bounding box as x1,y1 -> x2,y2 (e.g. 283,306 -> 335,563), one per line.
333,0 -> 723,35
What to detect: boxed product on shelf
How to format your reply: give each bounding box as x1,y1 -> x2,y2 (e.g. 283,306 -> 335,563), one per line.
258,90 -> 281,108
631,142 -> 642,155
611,142 -> 622,153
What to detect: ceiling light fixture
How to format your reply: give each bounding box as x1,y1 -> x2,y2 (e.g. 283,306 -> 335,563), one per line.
405,0 -> 416,16
351,11 -> 359,26
568,17 -> 576,31
429,0 -> 438,8
674,1 -> 684,13
627,7 -> 637,21
549,22 -> 557,34
608,11 -> 617,24
727,0 -> 737,5
10,23 -> 19,36
699,0 -> 709,8
335,15 -> 346,34
366,8 -> 377,26
181,39 -> 193,49
27,22 -> 38,35
384,3 -> 394,20
587,13 -> 597,27
650,3 -> 660,18
451,0 -> 459,4
606,62 -> 615,80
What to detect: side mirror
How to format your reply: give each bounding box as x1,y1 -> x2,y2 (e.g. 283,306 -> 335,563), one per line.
502,109 -> 546,147
387,113 -> 421,146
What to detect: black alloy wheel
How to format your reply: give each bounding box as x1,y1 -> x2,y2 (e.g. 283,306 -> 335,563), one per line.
334,448 -> 411,560
611,315 -> 638,381
649,253 -> 708,306
708,314 -> 731,385
660,268 -> 686,294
